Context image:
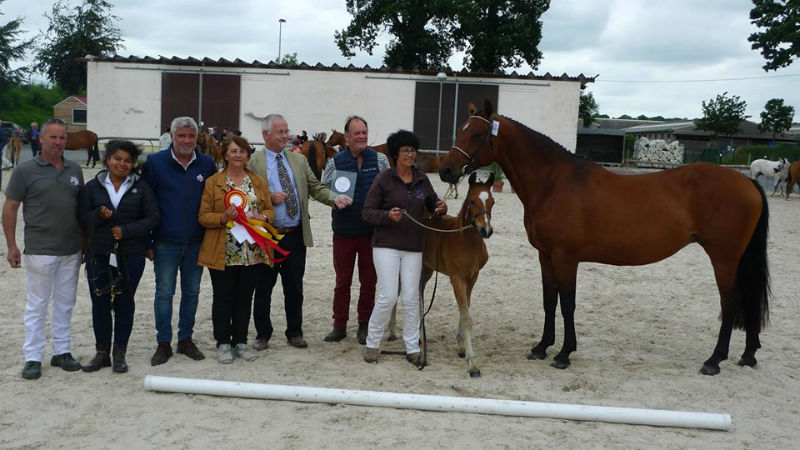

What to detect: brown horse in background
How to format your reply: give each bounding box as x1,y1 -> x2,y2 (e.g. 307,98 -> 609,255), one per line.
197,129 -> 223,166
326,130 -> 346,150
786,161 -> 800,199
7,135 -> 22,167
439,100 -> 770,376
66,130 -> 100,167
300,133 -> 337,180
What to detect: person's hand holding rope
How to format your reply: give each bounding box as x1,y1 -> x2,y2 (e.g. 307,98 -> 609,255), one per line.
98,206 -> 113,220
111,226 -> 123,240
388,207 -> 403,222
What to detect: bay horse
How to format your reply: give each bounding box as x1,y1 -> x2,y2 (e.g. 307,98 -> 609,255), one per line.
7,135 -> 22,167
196,129 -> 223,166
66,130 -> 100,167
439,100 -> 770,376
386,171 -> 494,377
326,130 -> 347,150
786,160 -> 800,199
300,133 -> 337,180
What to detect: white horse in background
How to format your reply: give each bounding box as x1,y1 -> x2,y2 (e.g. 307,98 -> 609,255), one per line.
750,157 -> 790,196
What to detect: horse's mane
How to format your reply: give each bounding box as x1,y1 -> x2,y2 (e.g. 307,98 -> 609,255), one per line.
501,116 -> 584,161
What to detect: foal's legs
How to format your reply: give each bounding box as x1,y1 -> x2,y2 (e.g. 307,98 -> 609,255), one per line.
452,275 -> 480,377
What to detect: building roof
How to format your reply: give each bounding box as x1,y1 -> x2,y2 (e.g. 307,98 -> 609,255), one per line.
53,95 -> 87,108
625,120 -> 795,141
87,55 -> 597,88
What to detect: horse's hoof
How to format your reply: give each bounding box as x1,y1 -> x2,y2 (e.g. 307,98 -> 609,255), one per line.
737,355 -> 757,367
469,369 -> 481,378
550,359 -> 570,370
528,349 -> 546,360
699,363 -> 720,376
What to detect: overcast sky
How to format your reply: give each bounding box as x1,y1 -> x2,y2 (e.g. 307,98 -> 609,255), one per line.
3,0 -> 797,121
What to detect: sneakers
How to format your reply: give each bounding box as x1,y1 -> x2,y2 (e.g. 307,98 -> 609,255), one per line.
363,347 -> 379,364
217,344 -> 234,364
323,327 -> 347,342
150,342 -> 173,366
82,346 -> 111,372
287,336 -> 308,348
234,343 -> 258,362
252,338 -> 270,351
21,361 -> 42,380
50,353 -> 82,372
357,322 -> 368,345
177,339 -> 206,360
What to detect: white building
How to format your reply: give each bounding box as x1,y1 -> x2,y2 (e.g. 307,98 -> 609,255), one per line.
87,56 -> 594,151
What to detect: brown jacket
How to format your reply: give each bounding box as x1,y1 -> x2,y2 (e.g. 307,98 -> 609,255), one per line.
362,167 -> 439,252
197,169 -> 274,270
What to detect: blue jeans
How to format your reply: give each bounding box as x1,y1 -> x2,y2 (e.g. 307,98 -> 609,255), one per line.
153,241 -> 203,343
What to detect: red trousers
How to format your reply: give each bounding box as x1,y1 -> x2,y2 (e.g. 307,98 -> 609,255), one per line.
331,233 -> 376,327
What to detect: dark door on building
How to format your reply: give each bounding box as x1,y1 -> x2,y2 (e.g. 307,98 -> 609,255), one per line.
413,82 -> 498,150
160,73 -> 241,134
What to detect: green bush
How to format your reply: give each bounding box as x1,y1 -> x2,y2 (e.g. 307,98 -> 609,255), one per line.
728,144 -> 800,164
0,83 -> 67,130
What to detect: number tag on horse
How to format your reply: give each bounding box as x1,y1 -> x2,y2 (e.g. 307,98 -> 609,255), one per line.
491,120 -> 500,136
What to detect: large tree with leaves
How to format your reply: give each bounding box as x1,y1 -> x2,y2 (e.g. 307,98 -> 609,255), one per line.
578,92 -> 599,127
758,98 -> 795,137
453,0 -> 549,72
335,0 -> 550,72
334,0 -> 456,70
35,0 -> 122,94
694,92 -> 750,142
748,0 -> 800,71
0,1 -> 34,89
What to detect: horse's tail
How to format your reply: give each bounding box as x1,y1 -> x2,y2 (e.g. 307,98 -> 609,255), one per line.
732,179 -> 770,332
309,143 -> 320,179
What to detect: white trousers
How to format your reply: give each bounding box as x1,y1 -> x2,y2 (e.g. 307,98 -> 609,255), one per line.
366,247 -> 422,353
23,252 -> 81,362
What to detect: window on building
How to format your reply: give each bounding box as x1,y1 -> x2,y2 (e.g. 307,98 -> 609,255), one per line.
73,109 -> 87,124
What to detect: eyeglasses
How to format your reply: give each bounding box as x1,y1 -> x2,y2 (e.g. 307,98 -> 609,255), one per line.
399,149 -> 417,154
43,118 -> 67,126
271,129 -> 291,136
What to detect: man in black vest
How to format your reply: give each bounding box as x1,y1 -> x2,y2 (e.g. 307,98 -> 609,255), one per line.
320,116 -> 391,344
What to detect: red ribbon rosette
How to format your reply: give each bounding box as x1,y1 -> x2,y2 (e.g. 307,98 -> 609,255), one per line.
224,189 -> 289,263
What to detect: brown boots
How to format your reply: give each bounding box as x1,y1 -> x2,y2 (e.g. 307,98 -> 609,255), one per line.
82,345 -> 111,372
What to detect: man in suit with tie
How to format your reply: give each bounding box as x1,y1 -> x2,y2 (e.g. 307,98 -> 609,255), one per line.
248,114 -> 351,349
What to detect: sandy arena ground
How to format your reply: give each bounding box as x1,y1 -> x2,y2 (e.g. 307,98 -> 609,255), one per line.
1,165 -> 799,450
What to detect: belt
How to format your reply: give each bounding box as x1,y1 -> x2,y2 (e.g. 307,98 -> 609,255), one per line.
275,226 -> 299,234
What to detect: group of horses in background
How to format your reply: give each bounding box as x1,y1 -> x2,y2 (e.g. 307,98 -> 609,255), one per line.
749,156 -> 800,199
3,130 -> 100,169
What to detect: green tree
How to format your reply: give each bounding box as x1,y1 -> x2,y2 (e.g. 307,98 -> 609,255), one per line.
453,0 -> 550,72
334,0 -> 456,70
758,98 -> 795,138
749,0 -> 800,71
694,92 -> 750,142
578,91 -> 599,127
280,52 -> 298,66
0,1 -> 34,89
35,0 -> 122,94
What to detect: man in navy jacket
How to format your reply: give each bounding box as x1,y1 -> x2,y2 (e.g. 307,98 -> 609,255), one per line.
141,116 -> 217,366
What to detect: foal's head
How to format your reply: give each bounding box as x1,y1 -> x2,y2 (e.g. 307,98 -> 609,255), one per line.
463,171 -> 495,238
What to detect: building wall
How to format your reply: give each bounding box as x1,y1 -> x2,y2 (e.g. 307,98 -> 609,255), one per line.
53,97 -> 87,133
88,61 -> 582,151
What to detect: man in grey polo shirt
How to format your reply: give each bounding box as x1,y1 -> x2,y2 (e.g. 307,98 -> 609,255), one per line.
2,118 -> 84,380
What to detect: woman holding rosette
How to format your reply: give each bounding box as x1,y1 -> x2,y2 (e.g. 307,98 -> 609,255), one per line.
198,135 -> 276,364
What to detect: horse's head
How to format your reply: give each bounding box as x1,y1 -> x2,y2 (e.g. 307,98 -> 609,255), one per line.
463,171 -> 495,238
440,99 -> 497,184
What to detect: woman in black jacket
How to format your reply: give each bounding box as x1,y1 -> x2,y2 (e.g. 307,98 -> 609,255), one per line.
79,140 -> 159,373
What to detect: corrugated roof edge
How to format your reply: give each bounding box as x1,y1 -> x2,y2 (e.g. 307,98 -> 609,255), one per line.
86,55 -> 596,88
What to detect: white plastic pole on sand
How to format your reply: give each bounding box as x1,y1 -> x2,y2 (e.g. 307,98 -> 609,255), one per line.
144,375 -> 731,431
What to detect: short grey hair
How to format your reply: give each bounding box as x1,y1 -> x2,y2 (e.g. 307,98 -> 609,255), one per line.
261,114 -> 285,132
170,116 -> 199,135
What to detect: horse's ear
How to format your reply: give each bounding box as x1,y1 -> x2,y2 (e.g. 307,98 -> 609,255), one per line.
468,171 -> 478,186
483,99 -> 494,118
486,171 -> 495,186
467,102 -> 477,116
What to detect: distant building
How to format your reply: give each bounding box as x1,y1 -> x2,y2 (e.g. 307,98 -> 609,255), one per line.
624,120 -> 795,151
53,95 -> 88,133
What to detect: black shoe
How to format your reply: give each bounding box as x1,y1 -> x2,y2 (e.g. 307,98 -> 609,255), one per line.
323,327 -> 347,342
112,344 -> 128,373
177,339 -> 206,360
21,361 -> 42,380
82,346 -> 111,372
150,342 -> 173,366
51,353 -> 82,372
357,322 -> 368,345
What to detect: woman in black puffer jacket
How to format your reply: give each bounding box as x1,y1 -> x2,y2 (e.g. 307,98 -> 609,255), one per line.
78,140 -> 159,373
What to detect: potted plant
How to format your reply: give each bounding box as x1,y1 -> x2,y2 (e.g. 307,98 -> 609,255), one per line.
484,162 -> 505,192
